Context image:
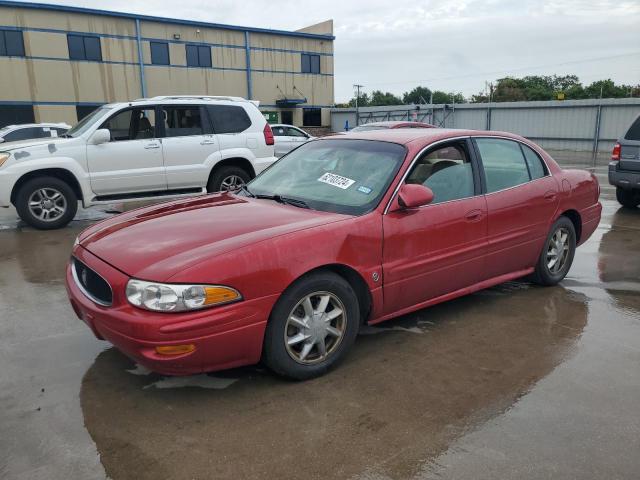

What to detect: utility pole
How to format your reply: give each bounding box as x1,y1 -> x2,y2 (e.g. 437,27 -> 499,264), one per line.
353,84 -> 363,127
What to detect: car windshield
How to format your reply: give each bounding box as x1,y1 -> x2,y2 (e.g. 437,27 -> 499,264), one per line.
65,107 -> 112,137
351,125 -> 390,132
246,139 -> 406,215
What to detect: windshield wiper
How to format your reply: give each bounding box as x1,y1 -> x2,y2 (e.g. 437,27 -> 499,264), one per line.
237,184 -> 255,197
255,194 -> 309,209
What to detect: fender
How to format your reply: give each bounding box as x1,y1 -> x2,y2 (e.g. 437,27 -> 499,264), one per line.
203,147 -> 258,178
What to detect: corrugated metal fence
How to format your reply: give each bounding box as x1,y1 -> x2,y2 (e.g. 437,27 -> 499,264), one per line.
331,98 -> 640,167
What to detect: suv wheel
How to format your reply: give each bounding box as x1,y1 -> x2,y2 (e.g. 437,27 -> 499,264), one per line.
263,272 -> 360,380
207,166 -> 250,193
616,187 -> 640,208
15,176 -> 78,230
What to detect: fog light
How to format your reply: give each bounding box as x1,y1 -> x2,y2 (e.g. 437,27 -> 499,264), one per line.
155,344 -> 196,355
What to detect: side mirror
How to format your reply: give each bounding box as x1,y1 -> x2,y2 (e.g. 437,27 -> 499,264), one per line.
397,184 -> 434,209
89,128 -> 111,145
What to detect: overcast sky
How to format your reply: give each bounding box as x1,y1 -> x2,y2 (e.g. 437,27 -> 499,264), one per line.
34,0 -> 640,102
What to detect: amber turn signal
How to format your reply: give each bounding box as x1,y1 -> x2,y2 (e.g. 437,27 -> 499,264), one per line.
155,344 -> 196,356
204,286 -> 241,305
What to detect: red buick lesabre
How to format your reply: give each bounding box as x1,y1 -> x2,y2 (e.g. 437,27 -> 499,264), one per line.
66,129 -> 601,379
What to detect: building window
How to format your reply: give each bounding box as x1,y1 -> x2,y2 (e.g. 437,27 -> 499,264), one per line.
0,105 -> 35,128
76,104 -> 103,121
150,41 -> 170,65
186,45 -> 211,68
303,107 -> 321,127
67,34 -> 102,61
0,29 -> 25,57
301,53 -> 320,74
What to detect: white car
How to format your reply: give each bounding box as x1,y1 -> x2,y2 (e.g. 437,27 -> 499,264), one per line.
0,96 -> 277,229
0,123 -> 71,143
271,124 -> 314,157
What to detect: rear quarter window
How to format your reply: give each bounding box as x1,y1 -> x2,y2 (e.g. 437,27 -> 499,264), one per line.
521,144 -> 548,180
625,115 -> 640,141
207,105 -> 252,134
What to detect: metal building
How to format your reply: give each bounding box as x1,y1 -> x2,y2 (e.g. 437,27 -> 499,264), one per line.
0,1 -> 334,128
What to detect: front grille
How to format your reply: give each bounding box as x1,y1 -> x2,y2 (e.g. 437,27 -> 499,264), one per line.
72,258 -> 113,306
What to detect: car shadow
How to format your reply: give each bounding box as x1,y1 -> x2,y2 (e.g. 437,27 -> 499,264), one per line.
80,282 -> 588,480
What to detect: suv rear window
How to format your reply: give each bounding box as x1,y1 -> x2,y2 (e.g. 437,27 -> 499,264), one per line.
625,115 -> 640,141
206,105 -> 251,134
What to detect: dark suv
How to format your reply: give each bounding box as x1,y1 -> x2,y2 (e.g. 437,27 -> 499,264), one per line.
609,114 -> 640,208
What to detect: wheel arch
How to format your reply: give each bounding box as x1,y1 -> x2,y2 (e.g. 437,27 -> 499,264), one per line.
208,157 -> 257,182
281,263 -> 373,325
558,209 -> 582,243
11,168 -> 83,205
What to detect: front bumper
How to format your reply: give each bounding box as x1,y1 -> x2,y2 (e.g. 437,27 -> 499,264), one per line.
65,246 -> 278,375
609,162 -> 640,190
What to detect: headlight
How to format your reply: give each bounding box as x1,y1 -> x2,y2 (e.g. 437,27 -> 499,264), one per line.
125,279 -> 242,312
0,153 -> 9,168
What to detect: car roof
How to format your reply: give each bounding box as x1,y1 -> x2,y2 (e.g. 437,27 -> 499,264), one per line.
324,128 -> 527,146
357,121 -> 432,128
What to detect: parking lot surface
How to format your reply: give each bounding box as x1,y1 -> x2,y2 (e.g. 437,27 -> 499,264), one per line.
1,170 -> 639,480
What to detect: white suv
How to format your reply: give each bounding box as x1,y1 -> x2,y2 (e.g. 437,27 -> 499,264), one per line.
0,96 -> 277,229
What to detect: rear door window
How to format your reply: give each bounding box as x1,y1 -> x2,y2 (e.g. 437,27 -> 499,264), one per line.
475,138 -> 531,193
162,106 -> 204,137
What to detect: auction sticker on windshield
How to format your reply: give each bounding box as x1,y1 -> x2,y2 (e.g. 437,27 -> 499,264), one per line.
318,172 -> 356,189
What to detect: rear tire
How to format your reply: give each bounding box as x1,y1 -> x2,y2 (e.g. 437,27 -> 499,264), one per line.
15,176 -> 78,230
263,272 -> 360,380
207,166 -> 250,193
616,187 -> 640,208
531,216 -> 576,286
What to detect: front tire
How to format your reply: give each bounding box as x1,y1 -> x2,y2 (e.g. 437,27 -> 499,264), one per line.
531,216 -> 576,286
15,176 -> 78,230
207,166 -> 250,193
263,272 -> 360,380
616,187 -> 640,208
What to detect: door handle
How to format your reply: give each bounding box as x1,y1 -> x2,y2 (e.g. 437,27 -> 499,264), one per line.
200,140 -> 216,145
544,191 -> 557,201
465,209 -> 484,222
144,143 -> 160,149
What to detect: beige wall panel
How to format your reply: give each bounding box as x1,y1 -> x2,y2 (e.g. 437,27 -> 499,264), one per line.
250,50 -> 333,74
0,58 -> 141,103
212,46 -> 245,70
23,31 -> 68,59
321,108 -> 331,126
101,37 -> 138,63
145,68 -> 247,98
140,21 -> 244,46
251,72 -> 333,106
1,7 -> 136,37
250,32 -> 332,55
34,105 -> 78,125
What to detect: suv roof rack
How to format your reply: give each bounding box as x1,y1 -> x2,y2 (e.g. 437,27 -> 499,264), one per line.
146,95 -> 247,102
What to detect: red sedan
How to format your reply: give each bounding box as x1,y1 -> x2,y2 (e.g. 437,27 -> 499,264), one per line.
350,120 -> 435,132
66,129 -> 601,380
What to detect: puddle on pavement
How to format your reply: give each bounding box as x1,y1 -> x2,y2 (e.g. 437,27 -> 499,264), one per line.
79,284 -> 589,480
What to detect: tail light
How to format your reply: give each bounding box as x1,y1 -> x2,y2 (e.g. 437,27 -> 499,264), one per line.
611,143 -> 621,161
263,123 -> 274,146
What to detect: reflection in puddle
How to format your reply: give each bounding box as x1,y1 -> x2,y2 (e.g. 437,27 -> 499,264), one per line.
80,285 -> 588,480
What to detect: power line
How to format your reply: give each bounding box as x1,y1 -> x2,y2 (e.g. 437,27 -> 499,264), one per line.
359,51 -> 640,88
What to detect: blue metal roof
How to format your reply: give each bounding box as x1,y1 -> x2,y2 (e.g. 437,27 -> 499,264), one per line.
0,1 -> 335,40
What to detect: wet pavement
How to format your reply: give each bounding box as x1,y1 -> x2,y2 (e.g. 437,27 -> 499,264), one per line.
1,171 -> 639,480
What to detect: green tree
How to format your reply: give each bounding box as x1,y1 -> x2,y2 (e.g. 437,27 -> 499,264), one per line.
584,79 -> 629,99
431,90 -> 465,104
402,86 -> 432,104
369,90 -> 403,106
348,92 -> 370,107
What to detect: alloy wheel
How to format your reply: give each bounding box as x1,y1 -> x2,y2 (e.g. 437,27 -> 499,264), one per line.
546,227 -> 570,274
284,291 -> 347,365
220,175 -> 245,192
28,188 -> 67,222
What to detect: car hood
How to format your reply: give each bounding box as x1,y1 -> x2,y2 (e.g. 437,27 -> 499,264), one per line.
1,136 -> 70,151
79,193 -> 349,281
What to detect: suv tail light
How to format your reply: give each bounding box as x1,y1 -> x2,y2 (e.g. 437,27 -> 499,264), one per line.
611,143 -> 621,161
263,123 -> 274,146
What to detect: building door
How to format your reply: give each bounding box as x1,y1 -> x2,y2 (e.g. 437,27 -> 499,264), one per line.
281,110 -> 293,125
